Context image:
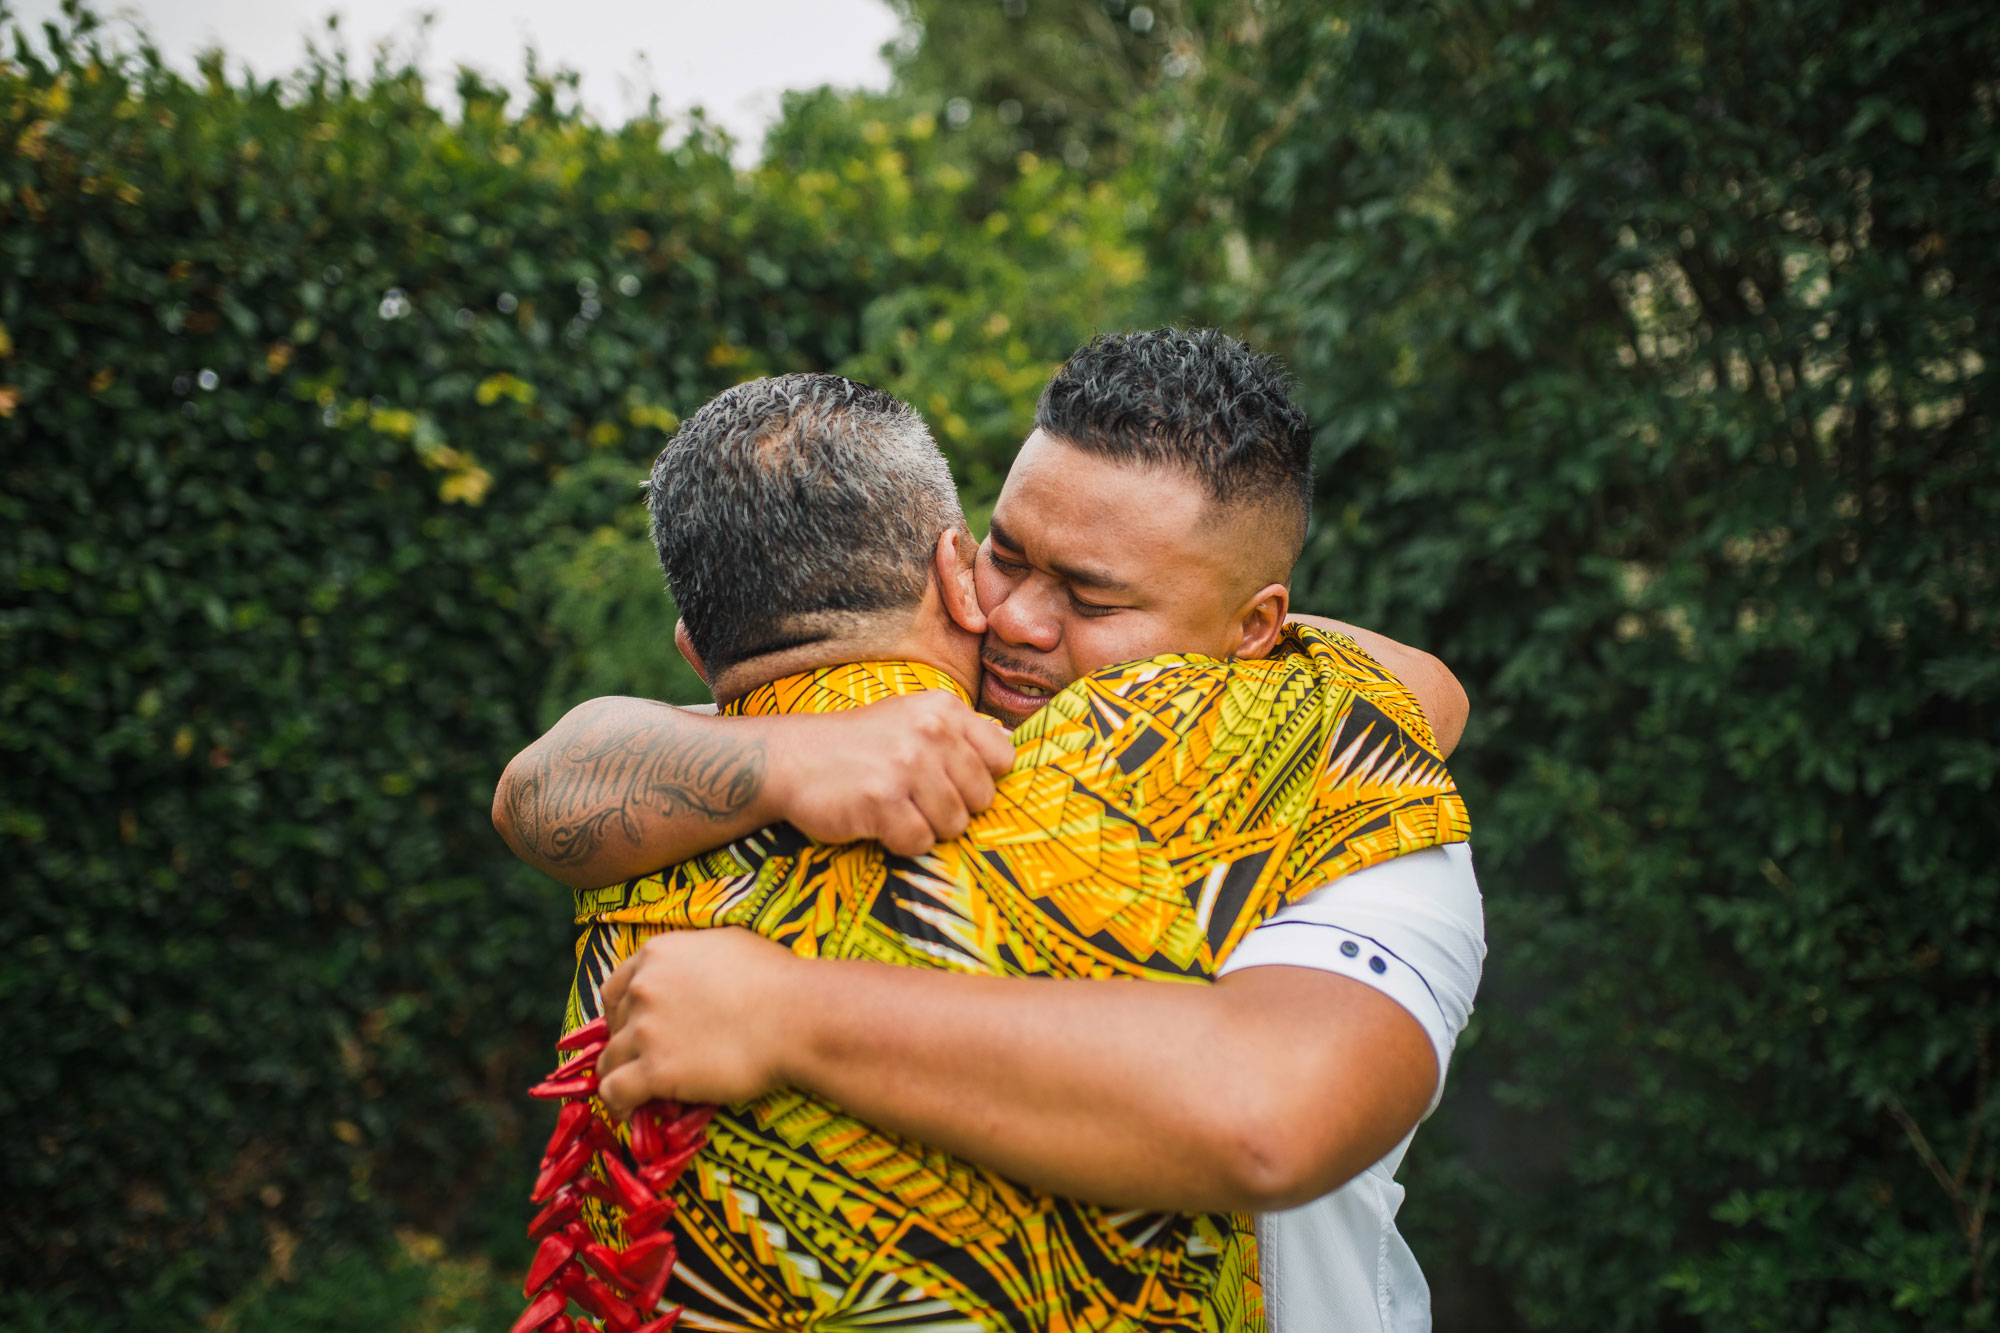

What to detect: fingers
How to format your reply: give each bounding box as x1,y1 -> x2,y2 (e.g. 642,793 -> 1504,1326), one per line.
965,714 -> 1017,774
597,1022 -> 641,1080
600,934 -> 673,1048
876,797 -> 939,858
936,739 -> 996,825
597,1058 -> 647,1119
595,1023 -> 645,1118
904,696 -> 1009,835
790,691 -> 1016,853
920,695 -> 1012,778
907,758 -> 973,844
587,928 -> 796,1109
599,951 -> 639,1027
595,944 -> 682,1116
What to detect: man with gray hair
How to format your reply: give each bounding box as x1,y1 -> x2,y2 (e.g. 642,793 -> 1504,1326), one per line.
648,375 -> 966,678
497,375 -> 1017,868
501,341 -> 1481,1331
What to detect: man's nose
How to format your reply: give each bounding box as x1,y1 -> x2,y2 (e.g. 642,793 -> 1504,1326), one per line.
986,581 -> 1062,653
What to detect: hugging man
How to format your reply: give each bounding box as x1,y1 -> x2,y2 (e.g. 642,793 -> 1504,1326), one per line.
496,330 -> 1484,1331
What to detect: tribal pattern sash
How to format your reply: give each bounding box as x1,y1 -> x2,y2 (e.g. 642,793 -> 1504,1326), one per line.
565,627 -> 1469,1332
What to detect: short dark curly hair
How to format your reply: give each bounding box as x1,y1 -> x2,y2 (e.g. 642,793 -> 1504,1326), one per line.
1034,328 -> 1313,562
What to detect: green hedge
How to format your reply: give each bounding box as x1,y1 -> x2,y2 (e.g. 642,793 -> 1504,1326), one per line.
11,1 -> 1996,1327
0,8 -> 1143,1316
0,33 -> 790,1321
1178,1 -> 1999,1326
0,14 -> 1086,1319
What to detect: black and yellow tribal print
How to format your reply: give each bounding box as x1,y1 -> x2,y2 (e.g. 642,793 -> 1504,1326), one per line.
564,627 -> 1469,1333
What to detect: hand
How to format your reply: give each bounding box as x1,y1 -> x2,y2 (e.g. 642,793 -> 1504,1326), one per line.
763,691 -> 1016,856
595,928 -> 801,1115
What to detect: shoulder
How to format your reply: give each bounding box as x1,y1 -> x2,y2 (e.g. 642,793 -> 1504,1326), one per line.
1224,844 -> 1486,1114
1269,625 -> 1444,758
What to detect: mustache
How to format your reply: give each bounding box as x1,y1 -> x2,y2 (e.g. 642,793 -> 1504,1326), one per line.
979,644 -> 1067,693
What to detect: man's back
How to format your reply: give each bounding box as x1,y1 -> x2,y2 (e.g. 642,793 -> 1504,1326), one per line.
564,628 -> 1467,1330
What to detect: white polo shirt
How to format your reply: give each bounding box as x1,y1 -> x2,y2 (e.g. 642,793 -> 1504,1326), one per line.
1218,842 -> 1486,1332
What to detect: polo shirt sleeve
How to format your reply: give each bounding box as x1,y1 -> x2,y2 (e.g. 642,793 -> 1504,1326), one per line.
1216,842 -> 1485,1116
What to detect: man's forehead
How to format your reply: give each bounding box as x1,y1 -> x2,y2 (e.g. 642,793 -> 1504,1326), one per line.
1012,424 -> 1215,498
988,443 -> 1229,590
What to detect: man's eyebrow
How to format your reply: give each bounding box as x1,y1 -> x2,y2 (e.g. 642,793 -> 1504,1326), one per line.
1051,559 -> 1134,593
989,516 -> 1133,593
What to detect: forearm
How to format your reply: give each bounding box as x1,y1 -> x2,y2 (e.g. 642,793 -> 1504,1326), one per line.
1288,614 -> 1468,757
493,696 -> 777,889
772,960 -> 1428,1213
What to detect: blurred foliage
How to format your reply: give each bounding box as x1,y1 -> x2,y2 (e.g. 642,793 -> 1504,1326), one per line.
1172,1 -> 1999,1328
761,87 -> 1149,499
0,4 -> 1132,1319
0,13 -> 752,1319
3,1229 -> 520,1333
882,0 -> 1209,186
5,0 -> 1996,1328
206,1229 -> 522,1333
518,457 -> 707,719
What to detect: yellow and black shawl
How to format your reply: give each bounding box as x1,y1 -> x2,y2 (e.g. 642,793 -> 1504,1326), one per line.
566,626 -> 1468,1333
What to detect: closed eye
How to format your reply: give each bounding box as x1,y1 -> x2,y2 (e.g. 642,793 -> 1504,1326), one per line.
1068,591 -> 1121,617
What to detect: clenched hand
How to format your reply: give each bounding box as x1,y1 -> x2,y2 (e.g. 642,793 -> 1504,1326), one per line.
765,690 -> 1016,856
595,928 -> 803,1115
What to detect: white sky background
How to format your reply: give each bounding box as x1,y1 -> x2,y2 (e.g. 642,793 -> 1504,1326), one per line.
9,0 -> 905,153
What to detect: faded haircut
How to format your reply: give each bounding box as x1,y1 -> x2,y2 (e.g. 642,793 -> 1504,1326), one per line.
646,373 -> 965,675
1035,328 -> 1313,563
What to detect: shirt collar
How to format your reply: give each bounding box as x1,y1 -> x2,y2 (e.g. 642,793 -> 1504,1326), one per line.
723,660 -> 971,717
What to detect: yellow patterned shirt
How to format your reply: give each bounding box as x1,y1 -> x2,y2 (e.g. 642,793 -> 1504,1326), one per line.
565,626 -> 1469,1333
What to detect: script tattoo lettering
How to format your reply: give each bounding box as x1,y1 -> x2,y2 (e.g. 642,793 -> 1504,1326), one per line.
505,707 -> 764,869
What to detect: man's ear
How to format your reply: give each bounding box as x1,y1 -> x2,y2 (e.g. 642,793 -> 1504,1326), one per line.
1231,584 -> 1291,659
934,528 -> 987,635
673,618 -> 710,686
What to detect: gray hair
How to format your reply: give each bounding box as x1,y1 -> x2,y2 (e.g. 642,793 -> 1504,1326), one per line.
646,373 -> 965,675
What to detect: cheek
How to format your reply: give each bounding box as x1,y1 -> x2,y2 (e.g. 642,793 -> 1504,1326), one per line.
1066,615 -> 1164,676
972,561 -> 1009,616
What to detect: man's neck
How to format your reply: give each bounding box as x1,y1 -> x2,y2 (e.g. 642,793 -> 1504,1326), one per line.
711,632 -> 979,708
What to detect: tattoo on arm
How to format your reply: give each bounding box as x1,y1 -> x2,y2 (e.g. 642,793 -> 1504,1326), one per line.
503,708 -> 765,869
